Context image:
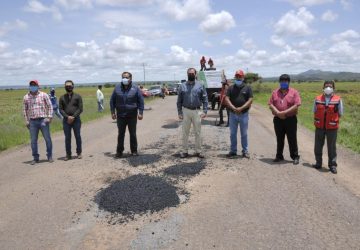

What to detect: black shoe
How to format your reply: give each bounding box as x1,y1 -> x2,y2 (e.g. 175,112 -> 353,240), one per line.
30,159 -> 39,165
226,152 -> 237,158
273,157 -> 284,162
293,157 -> 300,165
64,155 -> 71,161
180,152 -> 188,158
195,152 -> 205,158
312,163 -> 322,169
329,166 -> 337,174
216,121 -> 224,126
131,151 -> 139,156
242,152 -> 250,159
115,152 -> 123,158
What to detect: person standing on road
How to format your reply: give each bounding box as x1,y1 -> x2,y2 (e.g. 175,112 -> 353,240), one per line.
49,87 -> 63,119
59,80 -> 83,161
313,80 -> 343,174
217,79 -> 230,126
23,80 -> 53,165
269,74 -> 301,165
177,67 -> 208,158
225,69 -> 253,158
110,71 -> 144,158
97,85 -> 104,112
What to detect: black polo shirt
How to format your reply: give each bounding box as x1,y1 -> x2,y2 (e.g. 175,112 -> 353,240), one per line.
226,84 -> 253,113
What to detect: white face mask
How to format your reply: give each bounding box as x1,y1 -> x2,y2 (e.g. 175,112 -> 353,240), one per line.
324,86 -> 334,95
122,78 -> 129,85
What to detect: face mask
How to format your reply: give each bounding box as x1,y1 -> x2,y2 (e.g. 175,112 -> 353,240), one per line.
324,87 -> 334,95
29,86 -> 38,92
235,80 -> 243,86
122,78 -> 129,85
65,86 -> 73,92
280,81 -> 289,90
188,74 -> 195,81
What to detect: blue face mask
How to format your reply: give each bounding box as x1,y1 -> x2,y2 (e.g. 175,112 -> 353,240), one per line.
235,80 -> 243,86
29,86 -> 39,92
122,78 -> 129,85
280,81 -> 289,90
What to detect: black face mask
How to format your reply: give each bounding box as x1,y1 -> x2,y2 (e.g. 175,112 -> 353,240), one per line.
188,74 -> 195,81
65,86 -> 73,92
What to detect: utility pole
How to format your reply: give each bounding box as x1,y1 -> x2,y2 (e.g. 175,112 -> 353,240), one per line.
142,63 -> 146,84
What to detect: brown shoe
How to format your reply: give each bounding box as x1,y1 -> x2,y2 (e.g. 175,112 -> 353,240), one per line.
77,154 -> 82,159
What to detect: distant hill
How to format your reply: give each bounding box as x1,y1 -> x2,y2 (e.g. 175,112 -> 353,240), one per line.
263,69 -> 360,82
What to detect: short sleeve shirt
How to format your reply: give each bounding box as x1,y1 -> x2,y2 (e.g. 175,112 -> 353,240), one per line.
268,87 -> 301,117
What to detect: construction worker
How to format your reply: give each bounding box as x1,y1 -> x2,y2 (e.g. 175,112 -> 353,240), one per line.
200,56 -> 206,71
208,57 -> 214,69
217,79 -> 230,126
313,80 -> 343,174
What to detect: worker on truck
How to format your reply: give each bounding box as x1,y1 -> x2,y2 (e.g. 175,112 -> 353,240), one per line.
200,56 -> 206,71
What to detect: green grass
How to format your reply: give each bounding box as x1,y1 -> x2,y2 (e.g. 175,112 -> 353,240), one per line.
0,86 -> 154,151
253,81 -> 360,153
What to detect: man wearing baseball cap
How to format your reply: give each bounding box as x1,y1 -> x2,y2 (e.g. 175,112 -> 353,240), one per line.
225,69 -> 253,158
23,80 -> 54,165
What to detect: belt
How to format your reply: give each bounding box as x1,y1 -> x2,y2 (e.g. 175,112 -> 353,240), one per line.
184,106 -> 201,110
30,117 -> 44,120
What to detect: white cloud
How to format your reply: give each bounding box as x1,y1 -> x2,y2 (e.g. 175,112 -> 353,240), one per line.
96,0 -> 154,6
271,35 -> 286,47
332,29 -> 360,42
284,0 -> 334,6
162,0 -> 210,21
108,35 -> 145,53
55,0 -> 93,10
340,0 -> 351,10
0,41 -> 9,52
236,49 -> 251,60
328,41 -> 360,61
61,40 -> 104,67
203,41 -> 213,47
221,39 -> 231,45
167,45 -> 192,65
97,11 -> 160,29
199,11 -> 236,34
0,20 -> 28,37
24,0 -> 62,21
321,10 -> 338,22
274,7 -> 315,36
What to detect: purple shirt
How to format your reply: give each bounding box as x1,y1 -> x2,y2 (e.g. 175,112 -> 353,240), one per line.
269,87 -> 301,117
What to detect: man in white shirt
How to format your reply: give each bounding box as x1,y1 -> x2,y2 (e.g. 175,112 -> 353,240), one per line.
97,85 -> 104,112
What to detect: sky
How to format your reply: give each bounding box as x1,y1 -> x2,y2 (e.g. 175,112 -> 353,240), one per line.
0,0 -> 359,86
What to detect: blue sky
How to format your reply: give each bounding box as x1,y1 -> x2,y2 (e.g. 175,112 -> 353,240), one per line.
0,0 -> 359,85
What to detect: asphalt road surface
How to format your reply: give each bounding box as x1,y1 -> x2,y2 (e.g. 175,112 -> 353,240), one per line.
1,95 -> 360,250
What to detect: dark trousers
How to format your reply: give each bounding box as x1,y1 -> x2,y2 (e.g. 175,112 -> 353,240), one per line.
117,116 -> 138,153
63,117 -> 82,156
273,116 -> 299,160
219,105 -> 229,124
314,128 -> 337,167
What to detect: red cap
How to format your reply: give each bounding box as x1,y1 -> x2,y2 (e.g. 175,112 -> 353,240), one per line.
235,69 -> 244,77
29,80 -> 39,86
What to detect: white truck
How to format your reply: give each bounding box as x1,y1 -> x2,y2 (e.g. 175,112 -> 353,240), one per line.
198,69 -> 225,110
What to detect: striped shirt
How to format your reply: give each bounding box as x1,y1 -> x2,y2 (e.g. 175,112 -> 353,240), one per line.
23,91 -> 53,123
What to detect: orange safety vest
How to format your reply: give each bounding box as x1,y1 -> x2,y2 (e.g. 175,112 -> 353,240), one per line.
314,94 -> 341,130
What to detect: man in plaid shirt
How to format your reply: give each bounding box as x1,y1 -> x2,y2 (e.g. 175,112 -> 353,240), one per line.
23,80 -> 54,165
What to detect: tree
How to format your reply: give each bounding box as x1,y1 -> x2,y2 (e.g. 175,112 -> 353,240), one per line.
245,72 -> 260,84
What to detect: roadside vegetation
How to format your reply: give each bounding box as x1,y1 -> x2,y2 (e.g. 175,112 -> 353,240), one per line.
253,81 -> 360,153
0,86 -> 154,152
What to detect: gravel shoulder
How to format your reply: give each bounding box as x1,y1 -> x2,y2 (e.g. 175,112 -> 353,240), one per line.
0,96 -> 359,250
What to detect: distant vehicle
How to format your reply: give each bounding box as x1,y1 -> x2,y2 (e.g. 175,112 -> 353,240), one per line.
167,84 -> 179,95
141,88 -> 152,97
148,85 -> 162,96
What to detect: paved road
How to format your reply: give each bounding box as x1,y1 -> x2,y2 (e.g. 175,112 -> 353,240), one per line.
0,95 -> 359,249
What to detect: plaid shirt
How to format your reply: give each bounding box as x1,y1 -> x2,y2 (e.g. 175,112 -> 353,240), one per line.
23,91 -> 53,123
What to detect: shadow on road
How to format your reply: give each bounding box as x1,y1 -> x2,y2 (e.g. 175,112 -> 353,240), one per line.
302,162 -> 330,172
258,157 -> 293,166
23,159 -> 50,165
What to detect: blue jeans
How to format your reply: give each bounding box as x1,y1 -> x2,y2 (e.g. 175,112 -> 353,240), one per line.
53,108 -> 63,119
97,100 -> 104,112
29,118 -> 52,160
63,117 -> 82,156
229,111 -> 249,154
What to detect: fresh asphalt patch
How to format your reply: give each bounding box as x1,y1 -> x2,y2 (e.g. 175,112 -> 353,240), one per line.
164,161 -> 205,176
95,174 -> 180,221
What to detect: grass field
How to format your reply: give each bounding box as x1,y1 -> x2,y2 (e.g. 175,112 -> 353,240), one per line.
253,81 -> 360,153
0,86 -> 153,152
